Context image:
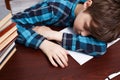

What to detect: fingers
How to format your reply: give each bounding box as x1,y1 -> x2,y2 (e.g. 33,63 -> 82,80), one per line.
48,51 -> 68,68
40,40 -> 68,68
53,55 -> 66,68
62,49 -> 69,62
49,56 -> 58,67
56,51 -> 68,68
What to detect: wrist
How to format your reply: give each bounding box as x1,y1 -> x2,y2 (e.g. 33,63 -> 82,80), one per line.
39,39 -> 49,50
52,31 -> 63,42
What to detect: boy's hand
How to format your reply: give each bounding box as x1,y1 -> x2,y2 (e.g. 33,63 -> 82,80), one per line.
32,26 -> 63,42
39,40 -> 68,68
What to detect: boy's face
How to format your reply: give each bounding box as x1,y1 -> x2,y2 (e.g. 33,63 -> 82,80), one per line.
73,12 -> 92,36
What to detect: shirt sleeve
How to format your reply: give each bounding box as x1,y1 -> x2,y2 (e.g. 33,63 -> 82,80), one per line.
80,0 -> 87,3
12,2 -> 53,49
15,24 -> 46,49
62,33 -> 107,56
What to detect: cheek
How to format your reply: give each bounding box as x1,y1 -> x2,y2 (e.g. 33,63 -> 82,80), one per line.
74,19 -> 83,30
74,15 -> 85,29
74,19 -> 81,28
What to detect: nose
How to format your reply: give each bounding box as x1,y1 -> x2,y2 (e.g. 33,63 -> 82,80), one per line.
81,32 -> 87,36
81,32 -> 90,36
73,28 -> 82,34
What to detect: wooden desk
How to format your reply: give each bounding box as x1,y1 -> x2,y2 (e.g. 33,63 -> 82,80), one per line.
3,1 -> 120,80
0,40 -> 120,80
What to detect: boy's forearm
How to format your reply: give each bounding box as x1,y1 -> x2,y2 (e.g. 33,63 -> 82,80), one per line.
32,26 -> 63,42
61,33 -> 107,56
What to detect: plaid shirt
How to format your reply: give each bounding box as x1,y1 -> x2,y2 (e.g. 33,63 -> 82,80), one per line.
12,0 -> 107,56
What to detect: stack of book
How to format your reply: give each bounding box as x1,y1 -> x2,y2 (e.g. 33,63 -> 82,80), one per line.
0,13 -> 18,70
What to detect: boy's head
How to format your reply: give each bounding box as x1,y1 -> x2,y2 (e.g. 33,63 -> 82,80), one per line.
74,0 -> 120,42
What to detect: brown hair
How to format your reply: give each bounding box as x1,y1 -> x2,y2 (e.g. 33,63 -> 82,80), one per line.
85,0 -> 120,42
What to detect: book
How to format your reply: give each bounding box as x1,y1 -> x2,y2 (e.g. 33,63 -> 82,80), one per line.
0,23 -> 17,43
0,31 -> 18,51
0,42 -> 15,64
0,40 -> 15,57
0,19 -> 13,32
0,1 -> 12,32
0,1 -> 17,70
0,13 -> 12,29
0,48 -> 16,70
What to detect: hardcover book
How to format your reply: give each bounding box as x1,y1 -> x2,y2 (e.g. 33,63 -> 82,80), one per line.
0,19 -> 13,32
0,23 -> 17,44
0,13 -> 12,29
0,48 -> 16,70
0,0 -> 17,70
0,42 -> 15,64
0,31 -> 18,51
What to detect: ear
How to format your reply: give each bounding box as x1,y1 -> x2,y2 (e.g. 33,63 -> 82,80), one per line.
83,0 -> 92,10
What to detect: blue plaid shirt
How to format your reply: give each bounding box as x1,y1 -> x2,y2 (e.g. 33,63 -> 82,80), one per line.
12,0 -> 107,56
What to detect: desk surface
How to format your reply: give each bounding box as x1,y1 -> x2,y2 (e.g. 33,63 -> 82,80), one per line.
0,41 -> 120,80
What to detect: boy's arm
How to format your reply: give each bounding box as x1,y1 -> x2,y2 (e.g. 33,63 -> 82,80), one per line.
15,24 -> 46,49
34,27 -> 107,56
12,2 -> 53,49
14,23 -> 68,68
11,2 -> 69,68
48,31 -> 107,56
62,33 -> 107,56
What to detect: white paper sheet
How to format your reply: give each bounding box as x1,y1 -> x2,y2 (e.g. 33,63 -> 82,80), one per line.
61,27 -> 120,65
107,38 -> 120,48
68,50 -> 93,65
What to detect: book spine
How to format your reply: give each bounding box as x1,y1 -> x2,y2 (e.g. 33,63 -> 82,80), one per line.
0,31 -> 18,51
0,23 -> 16,36
0,13 -> 12,28
0,42 -> 15,64
0,20 -> 13,32
0,48 -> 16,70
0,40 -> 15,56
0,24 -> 17,44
